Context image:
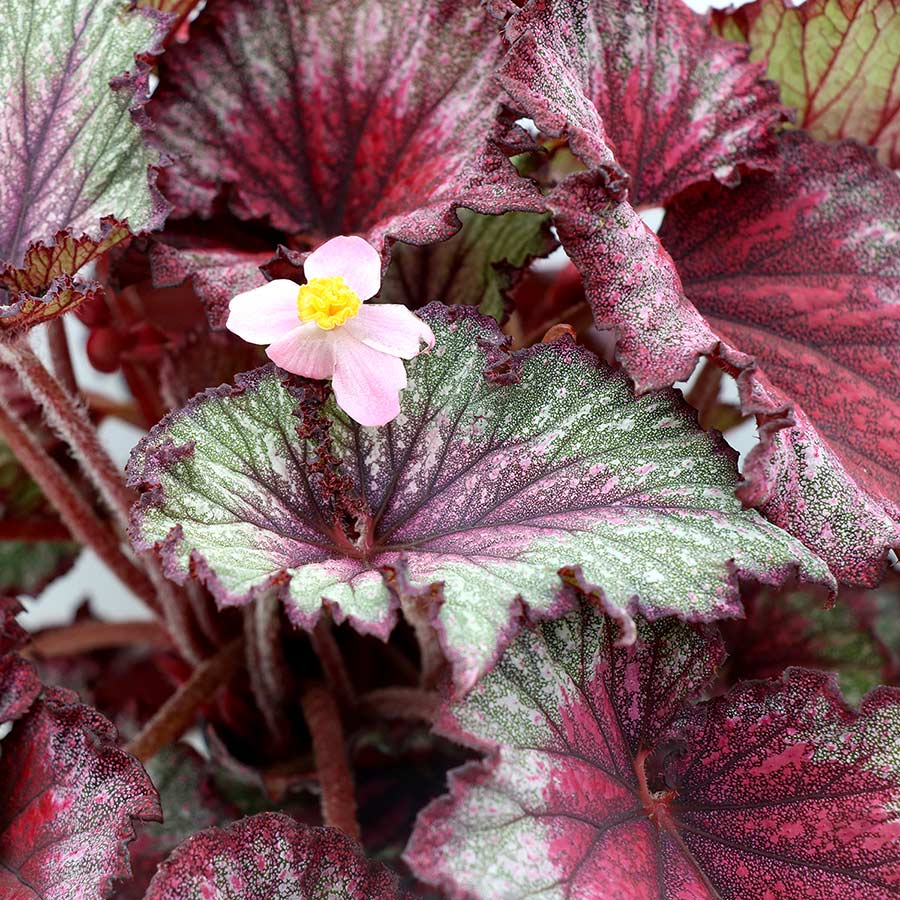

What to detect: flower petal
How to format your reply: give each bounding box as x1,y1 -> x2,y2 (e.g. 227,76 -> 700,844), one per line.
266,323 -> 337,379
226,279 -> 300,344
331,339 -> 407,427
342,304 -> 435,359
304,236 -> 382,301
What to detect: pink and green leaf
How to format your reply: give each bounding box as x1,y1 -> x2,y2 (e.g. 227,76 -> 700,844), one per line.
128,304 -> 832,693
407,604 -> 900,898
721,583 -> 898,705
143,814 -> 404,899
714,0 -> 900,167
0,1 -> 169,331
498,0 -> 787,206
148,0 -> 542,257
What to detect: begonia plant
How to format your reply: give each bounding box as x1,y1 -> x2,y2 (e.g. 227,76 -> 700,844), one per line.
0,0 -> 898,897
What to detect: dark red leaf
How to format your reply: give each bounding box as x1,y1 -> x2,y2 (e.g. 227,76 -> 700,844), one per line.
149,243 -> 268,331
148,0 -> 542,257
0,690 -> 160,899
661,132 -> 900,585
0,599 -> 40,724
0,655 -> 41,726
144,813 -> 404,899
498,0 -> 787,206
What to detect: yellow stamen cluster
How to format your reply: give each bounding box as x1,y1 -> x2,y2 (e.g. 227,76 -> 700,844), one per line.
296,276 -> 361,330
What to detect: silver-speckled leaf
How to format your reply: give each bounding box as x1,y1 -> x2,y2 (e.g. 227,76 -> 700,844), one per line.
128,304 -> 833,692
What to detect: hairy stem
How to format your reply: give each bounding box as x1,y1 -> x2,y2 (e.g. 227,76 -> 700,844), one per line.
0,399 -> 160,611
0,339 -> 133,535
310,616 -> 356,708
300,681 -> 359,839
26,620 -> 170,658
46,319 -> 78,395
149,568 -> 208,664
358,687 -> 439,724
125,637 -> 245,762
243,596 -> 292,751
0,337 -> 207,661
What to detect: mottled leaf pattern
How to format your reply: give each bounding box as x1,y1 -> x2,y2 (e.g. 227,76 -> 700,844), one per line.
148,0 -> 541,255
0,690 -> 160,900
0,0 -> 168,330
714,0 -> 900,167
499,0 -> 786,206
549,170 -> 727,392
144,814 -> 403,899
662,133 -> 900,584
407,604 -> 900,899
128,304 -> 832,692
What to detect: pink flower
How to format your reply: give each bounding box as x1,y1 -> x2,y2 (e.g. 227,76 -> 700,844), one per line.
226,236 -> 434,426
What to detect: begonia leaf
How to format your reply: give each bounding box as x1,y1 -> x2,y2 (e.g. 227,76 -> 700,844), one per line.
714,0 -> 900,167
362,210 -> 554,323
661,132 -> 900,584
406,603 -> 900,899
148,0 -> 542,256
0,598 -> 39,724
498,0 -> 786,206
120,744 -> 238,900
0,689 -> 160,900
0,596 -> 28,656
549,170 -> 725,394
721,584 -> 897,704
128,304 -> 832,693
143,813 -> 403,899
0,1 -> 169,332
0,543 -> 78,597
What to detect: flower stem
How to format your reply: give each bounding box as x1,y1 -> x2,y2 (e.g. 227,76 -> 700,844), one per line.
300,680 -> 359,839
0,337 -> 207,662
0,398 -> 160,612
0,339 -> 133,535
400,595 -> 446,689
26,620 -> 170,658
125,637 -> 245,762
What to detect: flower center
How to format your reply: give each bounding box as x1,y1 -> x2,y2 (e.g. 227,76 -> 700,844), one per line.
296,276 -> 361,330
